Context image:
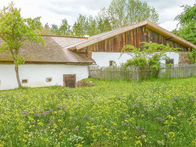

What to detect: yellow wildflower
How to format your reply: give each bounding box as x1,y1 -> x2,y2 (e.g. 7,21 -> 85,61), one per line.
135,140 -> 142,146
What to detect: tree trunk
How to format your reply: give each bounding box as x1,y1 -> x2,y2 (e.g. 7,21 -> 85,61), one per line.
15,64 -> 22,88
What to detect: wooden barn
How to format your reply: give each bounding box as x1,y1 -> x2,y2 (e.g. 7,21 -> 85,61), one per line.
69,20 -> 196,66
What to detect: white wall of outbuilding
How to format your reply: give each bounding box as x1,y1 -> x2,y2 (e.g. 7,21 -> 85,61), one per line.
92,52 -> 179,67
0,64 -> 89,90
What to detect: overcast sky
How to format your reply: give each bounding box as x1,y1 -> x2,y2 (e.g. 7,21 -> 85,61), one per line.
0,0 -> 195,31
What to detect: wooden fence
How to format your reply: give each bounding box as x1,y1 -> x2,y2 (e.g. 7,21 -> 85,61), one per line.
89,64 -> 196,81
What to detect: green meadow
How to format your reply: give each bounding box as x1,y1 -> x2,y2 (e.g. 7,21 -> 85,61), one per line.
0,78 -> 196,146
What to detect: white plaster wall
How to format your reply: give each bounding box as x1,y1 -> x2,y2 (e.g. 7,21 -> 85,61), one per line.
92,52 -> 132,67
92,52 -> 180,67
160,52 -> 179,65
0,64 -> 89,90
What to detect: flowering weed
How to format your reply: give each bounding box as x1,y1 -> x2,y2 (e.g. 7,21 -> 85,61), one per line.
0,78 -> 196,146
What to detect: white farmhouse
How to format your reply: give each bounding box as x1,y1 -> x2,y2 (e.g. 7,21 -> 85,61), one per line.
0,36 -> 93,90
0,21 -> 195,90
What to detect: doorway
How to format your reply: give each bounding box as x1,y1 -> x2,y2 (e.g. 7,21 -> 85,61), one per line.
63,74 -> 76,88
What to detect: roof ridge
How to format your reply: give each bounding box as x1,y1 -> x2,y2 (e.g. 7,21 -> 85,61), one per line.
0,34 -> 88,39
41,35 -> 88,39
88,22 -> 144,39
68,21 -> 148,50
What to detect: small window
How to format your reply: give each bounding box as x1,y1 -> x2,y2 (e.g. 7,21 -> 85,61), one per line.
22,79 -> 28,84
166,59 -> 174,65
109,60 -> 115,66
46,77 -> 52,82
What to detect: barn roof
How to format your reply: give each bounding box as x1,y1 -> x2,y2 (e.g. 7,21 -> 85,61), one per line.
0,36 -> 93,64
68,20 -> 196,51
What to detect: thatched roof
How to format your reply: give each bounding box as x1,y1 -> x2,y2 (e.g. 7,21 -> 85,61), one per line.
0,36 -> 93,64
68,20 -> 196,50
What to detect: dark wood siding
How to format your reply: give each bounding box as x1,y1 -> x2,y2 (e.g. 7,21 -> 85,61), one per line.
82,26 -> 190,58
63,74 -> 76,88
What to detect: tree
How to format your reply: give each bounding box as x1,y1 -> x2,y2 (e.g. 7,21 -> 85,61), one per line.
36,0 -> 158,37
96,8 -> 112,33
174,4 -> 196,44
107,0 -> 159,29
59,19 -> 71,36
44,23 -> 50,30
87,16 -> 99,36
0,2 -> 44,88
72,14 -> 88,36
175,4 -> 196,26
38,23 -> 56,35
51,24 -> 60,35
187,48 -> 196,64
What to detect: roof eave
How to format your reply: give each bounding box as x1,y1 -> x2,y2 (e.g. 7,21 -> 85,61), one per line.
68,20 -> 196,51
145,21 -> 196,49
69,21 -> 149,51
0,61 -> 93,65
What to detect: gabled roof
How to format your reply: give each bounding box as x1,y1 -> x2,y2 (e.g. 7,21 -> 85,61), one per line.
68,20 -> 196,51
0,36 -> 93,64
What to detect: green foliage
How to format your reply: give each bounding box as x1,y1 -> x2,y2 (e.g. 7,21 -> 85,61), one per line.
108,0 -> 159,28
122,44 -> 141,55
72,14 -> 88,37
71,12 -> 112,37
0,2 -> 45,64
43,0 -> 159,37
187,48 -> 196,64
14,55 -> 25,65
0,2 -> 45,87
173,22 -> 196,44
59,19 -> 71,36
71,0 -> 159,36
51,24 -> 60,35
142,42 -> 179,53
122,42 -> 179,78
175,4 -> 196,26
38,23 -> 56,35
122,42 -> 178,57
96,8 -> 112,33
148,54 -> 161,70
87,16 -> 99,36
174,4 -> 196,44
43,19 -> 72,36
0,78 -> 196,146
124,57 -> 148,70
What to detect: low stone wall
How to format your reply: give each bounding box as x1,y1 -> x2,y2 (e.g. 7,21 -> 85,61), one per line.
179,52 -> 191,64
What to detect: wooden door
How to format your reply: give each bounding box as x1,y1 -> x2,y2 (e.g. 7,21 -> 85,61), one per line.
63,74 -> 76,88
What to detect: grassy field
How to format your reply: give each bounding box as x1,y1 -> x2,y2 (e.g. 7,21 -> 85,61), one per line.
0,78 -> 196,147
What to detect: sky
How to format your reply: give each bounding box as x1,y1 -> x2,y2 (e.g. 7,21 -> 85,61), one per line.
0,0 -> 195,31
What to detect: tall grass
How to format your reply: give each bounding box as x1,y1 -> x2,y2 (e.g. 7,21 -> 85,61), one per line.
0,78 -> 196,146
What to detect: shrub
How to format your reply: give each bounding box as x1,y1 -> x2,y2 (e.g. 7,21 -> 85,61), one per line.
122,42 -> 179,79
187,48 -> 196,64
